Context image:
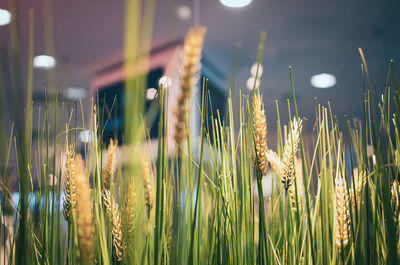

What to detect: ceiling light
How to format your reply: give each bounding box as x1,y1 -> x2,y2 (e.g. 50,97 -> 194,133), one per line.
79,130 -> 94,143
177,5 -> 191,21
310,73 -> 336,89
64,87 -> 88,100
0,9 -> 11,26
219,0 -> 253,8
246,77 -> 260,91
33,55 -> 56,70
146,88 -> 157,100
159,76 -> 172,88
250,63 -> 263,77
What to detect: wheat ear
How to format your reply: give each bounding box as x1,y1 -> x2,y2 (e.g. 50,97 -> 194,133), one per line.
267,149 -> 303,211
392,180 -> 400,226
104,139 -> 118,190
174,26 -> 207,152
253,93 -> 268,176
63,145 -> 77,222
350,168 -> 367,209
281,118 -> 302,190
294,156 -> 305,197
142,159 -> 154,217
353,168 -> 367,195
125,179 -> 136,237
335,174 -> 350,252
102,189 -> 125,261
75,163 -> 94,265
266,150 -> 282,175
288,173 -> 304,212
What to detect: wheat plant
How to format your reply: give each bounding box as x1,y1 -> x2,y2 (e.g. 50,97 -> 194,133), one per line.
0,1 -> 400,265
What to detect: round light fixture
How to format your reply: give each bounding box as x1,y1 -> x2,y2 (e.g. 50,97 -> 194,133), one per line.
159,76 -> 172,88
310,73 -> 336,89
177,5 -> 191,21
250,63 -> 263,77
0,9 -> 11,26
146,88 -> 158,100
64,87 -> 87,100
79,130 -> 94,143
33,55 -> 56,70
246,76 -> 260,91
219,0 -> 253,8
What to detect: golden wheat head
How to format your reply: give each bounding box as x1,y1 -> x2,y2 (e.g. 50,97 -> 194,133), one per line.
335,174 -> 350,252
102,189 -> 125,261
391,180 -> 400,226
266,150 -> 282,175
104,139 -> 118,190
295,156 -> 305,196
267,149 -> 303,211
75,170 -> 94,265
350,168 -> 367,209
290,156 -> 305,211
281,118 -> 302,190
142,159 -> 154,217
63,145 -> 77,222
253,93 -> 268,176
353,168 -> 367,195
125,179 -> 136,236
174,26 -> 207,153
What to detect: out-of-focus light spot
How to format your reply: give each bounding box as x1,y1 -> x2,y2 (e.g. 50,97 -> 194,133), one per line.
250,63 -> 263,77
79,130 -> 94,143
0,9 -> 11,26
146,88 -> 157,100
159,76 -> 172,88
65,87 -> 87,100
177,5 -> 191,21
11,191 -> 63,211
220,0 -> 253,8
246,77 -> 260,91
367,145 -> 373,158
310,73 -> 336,89
33,55 -> 56,70
48,174 -> 57,186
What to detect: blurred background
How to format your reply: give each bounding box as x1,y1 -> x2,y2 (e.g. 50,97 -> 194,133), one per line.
0,0 -> 399,180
